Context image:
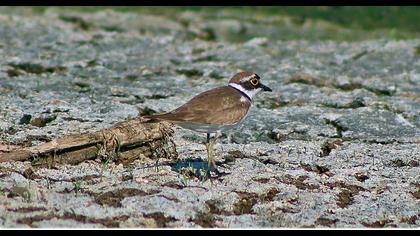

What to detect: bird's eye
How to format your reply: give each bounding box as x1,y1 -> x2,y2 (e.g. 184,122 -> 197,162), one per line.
250,78 -> 259,86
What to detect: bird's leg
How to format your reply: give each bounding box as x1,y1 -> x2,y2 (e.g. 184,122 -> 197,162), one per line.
209,131 -> 223,169
205,133 -> 216,169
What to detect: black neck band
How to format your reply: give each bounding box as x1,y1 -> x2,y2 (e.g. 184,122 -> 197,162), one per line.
229,85 -> 252,102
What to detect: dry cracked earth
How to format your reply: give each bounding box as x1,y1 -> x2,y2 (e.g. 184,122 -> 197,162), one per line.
0,8 -> 419,228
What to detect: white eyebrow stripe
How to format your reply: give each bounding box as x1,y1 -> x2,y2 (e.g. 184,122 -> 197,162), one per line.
240,75 -> 254,83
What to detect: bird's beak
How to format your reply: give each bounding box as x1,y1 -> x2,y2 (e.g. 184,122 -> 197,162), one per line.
260,83 -> 272,92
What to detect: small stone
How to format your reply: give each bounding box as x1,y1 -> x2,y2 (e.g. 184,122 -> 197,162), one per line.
18,114 -> 32,125
135,177 -> 149,184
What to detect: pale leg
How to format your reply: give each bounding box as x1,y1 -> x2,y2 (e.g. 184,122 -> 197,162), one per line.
205,132 -> 221,169
205,133 -> 215,168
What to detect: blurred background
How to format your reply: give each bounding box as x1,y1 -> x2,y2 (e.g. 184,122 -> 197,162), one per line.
18,6 -> 420,42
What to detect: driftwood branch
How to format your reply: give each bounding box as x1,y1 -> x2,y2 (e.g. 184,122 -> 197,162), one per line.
0,118 -> 177,166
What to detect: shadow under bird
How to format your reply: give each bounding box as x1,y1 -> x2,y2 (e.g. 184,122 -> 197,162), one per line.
143,71 -> 272,171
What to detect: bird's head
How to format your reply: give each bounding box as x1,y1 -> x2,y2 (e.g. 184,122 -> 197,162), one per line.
228,71 -> 272,101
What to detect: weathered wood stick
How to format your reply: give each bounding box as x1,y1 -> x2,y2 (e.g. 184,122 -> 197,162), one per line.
0,118 -> 177,166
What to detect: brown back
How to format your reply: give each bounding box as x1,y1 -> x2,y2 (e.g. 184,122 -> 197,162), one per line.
146,86 -> 251,125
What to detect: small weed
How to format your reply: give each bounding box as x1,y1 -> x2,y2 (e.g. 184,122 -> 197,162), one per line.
31,156 -> 44,166
100,156 -> 113,176
73,181 -> 83,196
199,168 -> 213,182
179,173 -> 189,187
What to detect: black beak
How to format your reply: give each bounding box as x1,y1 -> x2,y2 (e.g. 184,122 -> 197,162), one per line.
260,83 -> 272,92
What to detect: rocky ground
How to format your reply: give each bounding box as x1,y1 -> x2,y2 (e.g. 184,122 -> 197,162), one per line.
0,7 -> 419,228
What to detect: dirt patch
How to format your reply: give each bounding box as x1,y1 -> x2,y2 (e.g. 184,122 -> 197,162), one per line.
320,139 -> 343,157
16,213 -> 56,226
16,208 -> 135,228
361,219 -> 393,228
410,188 -> 420,199
225,150 -> 252,159
154,194 -> 180,203
7,207 -> 48,213
205,199 -> 232,216
326,181 -> 366,195
300,162 -> 333,176
47,174 -> 101,183
94,188 -> 159,207
400,215 -> 418,225
145,94 -> 172,100
232,192 -> 258,215
262,158 -> 281,165
278,206 -> 300,214
336,189 -> 353,208
315,217 -> 338,227
190,211 -> 217,228
5,186 -> 31,200
286,74 -> 332,88
59,15 -> 93,30
278,175 -> 320,190
324,119 -> 348,138
354,172 -> 369,182
322,97 -> 365,109
391,159 -> 419,168
252,177 -> 271,183
257,97 -> 306,109
261,188 -> 280,202
22,168 -> 41,180
285,73 -> 395,98
225,150 -> 279,166
325,181 -> 365,208
69,174 -> 102,183
175,68 -> 203,78
62,211 -> 130,227
137,106 -> 158,116
232,188 -> 279,215
334,81 -> 395,96
143,212 -> 176,227
0,166 -> 18,177
408,160 -> 419,167
30,115 -> 57,128
7,62 -> 67,76
161,181 -> 185,189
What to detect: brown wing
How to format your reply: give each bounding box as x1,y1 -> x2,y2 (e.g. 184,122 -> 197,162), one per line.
145,86 -> 251,125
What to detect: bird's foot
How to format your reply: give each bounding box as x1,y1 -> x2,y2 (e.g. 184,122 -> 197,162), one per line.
199,165 -> 221,181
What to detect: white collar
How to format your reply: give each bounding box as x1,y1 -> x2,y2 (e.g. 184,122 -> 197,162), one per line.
229,83 -> 262,101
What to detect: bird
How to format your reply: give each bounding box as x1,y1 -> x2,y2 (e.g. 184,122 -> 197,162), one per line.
143,71 -> 272,171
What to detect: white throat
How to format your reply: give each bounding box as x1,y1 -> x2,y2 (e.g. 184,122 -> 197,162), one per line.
229,83 -> 262,102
